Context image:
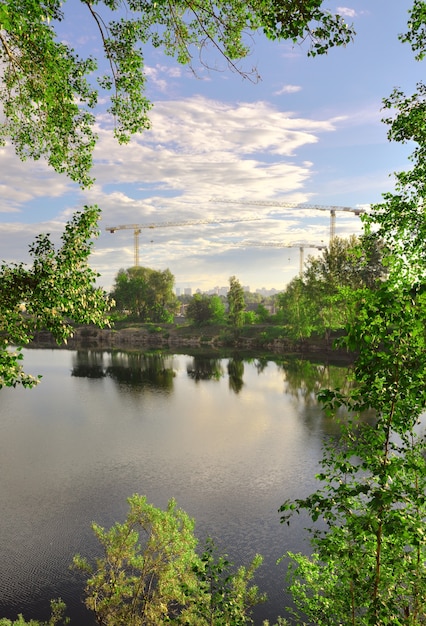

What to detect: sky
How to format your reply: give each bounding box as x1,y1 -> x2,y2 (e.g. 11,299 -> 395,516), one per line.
0,1 -> 421,294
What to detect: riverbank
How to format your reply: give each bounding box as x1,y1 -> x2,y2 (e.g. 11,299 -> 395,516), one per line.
30,323 -> 354,362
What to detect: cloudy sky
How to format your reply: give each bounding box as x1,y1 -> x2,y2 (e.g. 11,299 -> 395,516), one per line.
0,1 -> 420,293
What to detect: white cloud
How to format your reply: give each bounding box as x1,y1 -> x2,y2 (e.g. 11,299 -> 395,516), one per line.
0,95 -> 362,291
0,146 -> 73,214
337,7 -> 357,18
145,64 -> 183,93
89,96 -> 336,207
274,85 -> 302,95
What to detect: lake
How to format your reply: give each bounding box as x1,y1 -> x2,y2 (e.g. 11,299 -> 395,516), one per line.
0,348 -> 351,624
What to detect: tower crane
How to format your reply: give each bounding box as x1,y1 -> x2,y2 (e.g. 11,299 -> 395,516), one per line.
237,241 -> 326,276
106,216 -> 263,267
212,199 -> 366,243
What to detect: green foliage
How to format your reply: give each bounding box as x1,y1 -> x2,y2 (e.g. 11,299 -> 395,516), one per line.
74,495 -> 199,625
186,293 -> 225,325
399,0 -> 426,60
243,310 -> 257,324
0,2 -> 354,185
279,21 -> 426,622
243,291 -> 263,306
0,0 -> 97,187
261,619 -> 290,626
74,494 -> 265,625
255,303 -> 271,323
111,266 -> 178,323
190,537 -> 265,625
276,277 -> 319,340
280,284 -> 426,625
250,325 -> 288,345
0,206 -> 110,388
370,85 -> 426,281
304,234 -> 387,292
277,235 -> 387,340
227,276 -> 246,328
257,0 -> 354,55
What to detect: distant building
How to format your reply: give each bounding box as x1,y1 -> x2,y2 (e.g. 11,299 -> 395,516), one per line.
179,285 -> 282,297
256,287 -> 280,297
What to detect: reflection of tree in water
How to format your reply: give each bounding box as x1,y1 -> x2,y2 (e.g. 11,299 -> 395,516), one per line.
228,358 -> 244,394
186,355 -> 224,381
72,350 -> 175,390
278,358 -> 352,407
107,352 -> 175,390
276,357 -> 376,436
254,357 -> 269,374
72,350 -> 106,378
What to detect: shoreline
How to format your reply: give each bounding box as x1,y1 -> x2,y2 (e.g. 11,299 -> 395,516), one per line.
29,324 -> 355,363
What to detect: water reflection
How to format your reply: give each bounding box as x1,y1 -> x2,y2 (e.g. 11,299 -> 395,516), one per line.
72,350 -> 176,390
253,356 -> 269,374
279,358 -> 353,406
186,355 -> 224,381
227,358 -> 244,393
71,350 -> 106,378
71,351 -> 354,403
0,348 -> 355,625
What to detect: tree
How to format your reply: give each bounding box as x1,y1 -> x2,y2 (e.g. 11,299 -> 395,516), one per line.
227,276 -> 245,328
111,266 -> 178,322
0,1 -> 354,186
304,234 -> 387,293
279,10 -> 426,624
281,282 -> 426,625
0,206 -> 110,388
186,293 -> 225,325
276,235 -> 387,340
73,494 -> 265,625
276,277 -> 320,340
254,303 -> 270,323
74,495 -> 200,625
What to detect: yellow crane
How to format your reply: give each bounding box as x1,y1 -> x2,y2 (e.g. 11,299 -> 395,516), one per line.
105,216 -> 263,267
212,199 -> 366,243
237,241 -> 326,276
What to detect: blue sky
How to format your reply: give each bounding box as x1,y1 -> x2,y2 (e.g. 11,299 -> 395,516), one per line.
0,1 -> 421,293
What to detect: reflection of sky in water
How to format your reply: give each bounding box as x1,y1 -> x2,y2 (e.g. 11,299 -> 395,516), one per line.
0,349 -> 343,624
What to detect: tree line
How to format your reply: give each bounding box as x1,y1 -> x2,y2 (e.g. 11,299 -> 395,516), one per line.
109,268 -> 248,328
109,233 -> 387,342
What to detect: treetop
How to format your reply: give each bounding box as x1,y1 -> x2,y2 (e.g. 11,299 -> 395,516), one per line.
0,0 -> 354,186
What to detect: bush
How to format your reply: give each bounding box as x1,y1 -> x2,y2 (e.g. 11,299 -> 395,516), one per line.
74,494 -> 265,625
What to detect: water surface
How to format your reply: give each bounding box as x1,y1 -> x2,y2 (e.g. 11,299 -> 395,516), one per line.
0,348 -> 348,624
